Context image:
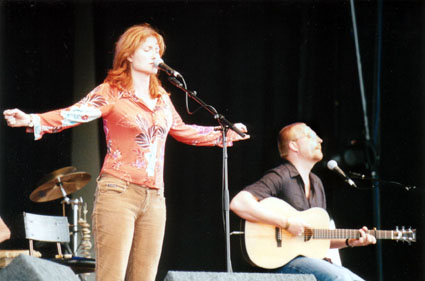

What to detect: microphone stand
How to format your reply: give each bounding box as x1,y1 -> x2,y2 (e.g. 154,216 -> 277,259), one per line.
348,172 -> 416,191
168,76 -> 245,273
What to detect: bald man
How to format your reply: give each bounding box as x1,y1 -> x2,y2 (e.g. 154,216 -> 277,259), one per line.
230,122 -> 375,281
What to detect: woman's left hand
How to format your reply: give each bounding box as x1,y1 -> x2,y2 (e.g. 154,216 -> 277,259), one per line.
230,123 -> 250,141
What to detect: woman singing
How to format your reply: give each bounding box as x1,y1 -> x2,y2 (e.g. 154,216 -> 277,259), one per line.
4,23 -> 248,281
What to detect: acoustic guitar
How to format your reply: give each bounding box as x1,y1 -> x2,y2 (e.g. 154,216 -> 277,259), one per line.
242,197 -> 416,269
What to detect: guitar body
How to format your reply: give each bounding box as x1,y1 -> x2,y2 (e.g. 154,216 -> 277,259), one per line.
243,197 -> 331,269
242,197 -> 416,269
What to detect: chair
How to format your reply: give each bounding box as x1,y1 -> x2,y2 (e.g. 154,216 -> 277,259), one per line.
23,212 -> 95,274
23,212 -> 70,258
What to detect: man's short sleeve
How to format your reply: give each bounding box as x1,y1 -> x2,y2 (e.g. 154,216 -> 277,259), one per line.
243,169 -> 283,201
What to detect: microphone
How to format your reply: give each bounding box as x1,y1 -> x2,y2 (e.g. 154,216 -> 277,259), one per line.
327,160 -> 357,188
154,58 -> 182,78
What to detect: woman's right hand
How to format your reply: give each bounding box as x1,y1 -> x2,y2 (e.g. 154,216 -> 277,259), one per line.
3,109 -> 31,127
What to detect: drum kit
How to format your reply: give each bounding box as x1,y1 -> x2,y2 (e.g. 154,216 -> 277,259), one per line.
29,166 -> 93,259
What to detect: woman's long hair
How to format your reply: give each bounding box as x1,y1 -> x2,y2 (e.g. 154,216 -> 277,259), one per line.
104,24 -> 166,98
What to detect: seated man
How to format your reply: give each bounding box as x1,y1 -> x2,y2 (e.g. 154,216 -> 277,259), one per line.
230,122 -> 376,281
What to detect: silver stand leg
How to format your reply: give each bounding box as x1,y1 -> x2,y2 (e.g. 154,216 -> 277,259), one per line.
59,178 -> 82,257
72,200 -> 80,256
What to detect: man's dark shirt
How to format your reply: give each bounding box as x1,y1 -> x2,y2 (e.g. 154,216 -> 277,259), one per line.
243,160 -> 326,211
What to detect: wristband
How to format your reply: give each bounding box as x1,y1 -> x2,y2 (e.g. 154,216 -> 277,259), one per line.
345,238 -> 353,248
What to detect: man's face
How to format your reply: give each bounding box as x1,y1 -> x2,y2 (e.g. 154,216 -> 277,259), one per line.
293,125 -> 323,162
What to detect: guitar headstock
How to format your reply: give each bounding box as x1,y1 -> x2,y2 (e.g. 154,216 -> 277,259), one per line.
394,227 -> 416,244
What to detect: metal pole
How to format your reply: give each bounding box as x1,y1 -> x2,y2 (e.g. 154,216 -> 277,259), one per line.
349,1 -> 383,280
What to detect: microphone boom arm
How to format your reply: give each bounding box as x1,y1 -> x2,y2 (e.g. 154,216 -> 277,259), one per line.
167,77 -> 246,137
348,172 -> 416,191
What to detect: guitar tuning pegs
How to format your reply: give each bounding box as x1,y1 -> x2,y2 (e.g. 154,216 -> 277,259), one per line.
395,226 -> 400,243
400,226 -> 406,243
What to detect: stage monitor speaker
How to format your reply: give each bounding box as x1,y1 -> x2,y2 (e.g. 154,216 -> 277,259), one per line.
0,254 -> 79,281
164,271 -> 317,281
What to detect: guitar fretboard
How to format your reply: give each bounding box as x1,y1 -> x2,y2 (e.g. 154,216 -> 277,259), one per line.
308,229 -> 395,240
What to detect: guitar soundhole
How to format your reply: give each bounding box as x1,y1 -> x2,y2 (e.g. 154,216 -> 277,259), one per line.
275,227 -> 282,247
304,228 -> 313,242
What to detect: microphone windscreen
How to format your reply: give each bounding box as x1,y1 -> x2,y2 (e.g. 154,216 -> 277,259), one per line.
327,160 -> 338,170
153,57 -> 164,67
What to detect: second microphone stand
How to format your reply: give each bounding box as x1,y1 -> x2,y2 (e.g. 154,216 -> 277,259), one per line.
168,76 -> 245,273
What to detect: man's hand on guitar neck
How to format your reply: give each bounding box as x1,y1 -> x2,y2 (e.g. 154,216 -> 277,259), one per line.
346,226 -> 377,248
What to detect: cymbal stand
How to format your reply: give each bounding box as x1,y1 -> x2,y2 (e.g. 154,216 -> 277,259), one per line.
58,177 -> 83,257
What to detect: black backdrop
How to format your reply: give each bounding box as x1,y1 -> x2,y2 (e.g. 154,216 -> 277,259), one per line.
1,1 -> 424,281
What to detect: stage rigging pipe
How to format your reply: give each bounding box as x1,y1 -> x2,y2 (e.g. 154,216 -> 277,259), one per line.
349,0 -> 383,280
372,0 -> 384,280
349,0 -> 370,141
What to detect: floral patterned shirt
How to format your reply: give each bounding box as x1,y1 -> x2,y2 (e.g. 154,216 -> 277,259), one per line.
29,83 -> 240,189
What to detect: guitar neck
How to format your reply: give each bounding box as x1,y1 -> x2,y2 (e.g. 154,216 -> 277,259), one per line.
311,229 -> 396,240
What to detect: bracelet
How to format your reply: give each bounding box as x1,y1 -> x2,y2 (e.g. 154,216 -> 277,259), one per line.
345,238 -> 353,248
28,115 -> 34,128
283,219 -> 290,230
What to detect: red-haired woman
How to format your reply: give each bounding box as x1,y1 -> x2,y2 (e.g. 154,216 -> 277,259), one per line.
4,24 -> 248,281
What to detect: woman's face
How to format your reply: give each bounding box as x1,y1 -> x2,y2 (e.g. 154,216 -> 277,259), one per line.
128,36 -> 161,76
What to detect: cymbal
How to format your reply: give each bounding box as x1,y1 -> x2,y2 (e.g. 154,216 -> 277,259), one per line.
30,172 -> 91,203
36,166 -> 78,186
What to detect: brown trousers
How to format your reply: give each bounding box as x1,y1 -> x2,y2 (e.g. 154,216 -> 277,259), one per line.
92,174 -> 166,281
